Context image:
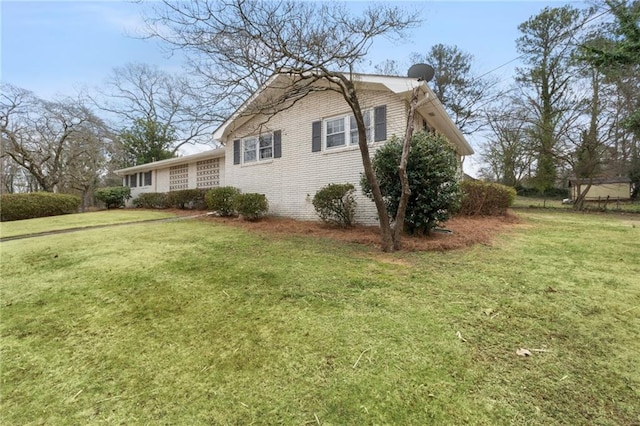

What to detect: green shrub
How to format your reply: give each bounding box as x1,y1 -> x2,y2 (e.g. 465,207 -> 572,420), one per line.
0,192 -> 81,221
234,193 -> 268,221
459,181 -> 516,216
167,189 -> 207,210
206,186 -> 241,216
133,192 -> 169,209
312,183 -> 357,227
362,132 -> 461,236
94,186 -> 131,209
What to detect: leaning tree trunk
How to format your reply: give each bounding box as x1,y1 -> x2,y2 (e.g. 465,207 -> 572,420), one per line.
339,77 -> 394,252
393,86 -> 420,250
573,180 -> 593,211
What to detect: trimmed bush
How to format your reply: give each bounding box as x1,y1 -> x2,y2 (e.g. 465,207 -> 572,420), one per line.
362,132 -> 461,236
234,193 -> 268,221
133,192 -> 169,209
206,186 -> 241,216
167,189 -> 207,210
459,181 -> 516,216
95,186 -> 132,209
0,192 -> 81,222
312,183 -> 357,227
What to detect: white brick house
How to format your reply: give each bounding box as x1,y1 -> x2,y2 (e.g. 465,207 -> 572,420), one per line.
115,73 -> 473,224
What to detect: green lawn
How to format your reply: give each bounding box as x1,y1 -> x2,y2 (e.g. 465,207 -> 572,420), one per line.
0,210 -> 178,238
512,196 -> 640,213
1,211 -> 638,424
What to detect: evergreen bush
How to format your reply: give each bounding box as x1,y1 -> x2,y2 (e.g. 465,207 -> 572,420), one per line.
167,189 -> 207,209
362,132 -> 461,235
94,186 -> 131,209
205,187 -> 241,216
312,183 -> 357,227
133,193 -> 169,209
234,193 -> 268,221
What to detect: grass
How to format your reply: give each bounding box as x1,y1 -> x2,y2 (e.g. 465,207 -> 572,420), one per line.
1,211 -> 639,424
0,210 -> 178,238
512,196 -> 640,213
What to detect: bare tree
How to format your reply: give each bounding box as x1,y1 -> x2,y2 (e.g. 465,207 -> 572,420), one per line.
145,0 -> 419,251
95,63 -> 217,162
411,44 -> 497,134
1,83 -> 110,193
480,101 -> 535,186
373,59 -> 402,76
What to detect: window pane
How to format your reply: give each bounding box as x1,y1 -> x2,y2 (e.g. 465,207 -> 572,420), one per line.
259,134 -> 273,160
243,138 -> 257,162
326,118 -> 344,135
144,171 -> 152,186
326,117 -> 346,148
259,134 -> 272,148
130,174 -> 137,188
349,112 -> 372,145
327,133 -> 345,148
260,147 -> 273,159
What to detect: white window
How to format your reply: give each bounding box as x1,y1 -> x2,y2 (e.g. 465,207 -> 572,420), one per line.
325,111 -> 372,149
243,133 -> 274,163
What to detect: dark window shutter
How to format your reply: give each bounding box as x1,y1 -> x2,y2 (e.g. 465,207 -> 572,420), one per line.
233,139 -> 240,164
312,121 -> 322,152
125,175 -> 129,187
273,130 -> 282,158
374,105 -> 387,142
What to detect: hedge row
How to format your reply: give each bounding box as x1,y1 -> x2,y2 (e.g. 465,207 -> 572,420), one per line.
0,192 -> 81,222
131,189 -> 207,210
132,187 -> 269,220
459,181 -> 516,216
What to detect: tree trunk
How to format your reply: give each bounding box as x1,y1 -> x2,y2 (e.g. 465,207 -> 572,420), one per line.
340,81 -> 394,252
573,180 -> 593,211
393,86 -> 419,250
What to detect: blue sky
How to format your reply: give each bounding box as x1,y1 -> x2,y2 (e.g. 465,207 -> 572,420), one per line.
1,0 -> 586,166
1,0 -> 585,100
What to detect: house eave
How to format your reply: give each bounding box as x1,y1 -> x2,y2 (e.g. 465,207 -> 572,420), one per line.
114,148 -> 225,176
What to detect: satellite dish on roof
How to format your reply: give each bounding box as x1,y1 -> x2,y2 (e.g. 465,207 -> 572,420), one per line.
407,63 -> 435,82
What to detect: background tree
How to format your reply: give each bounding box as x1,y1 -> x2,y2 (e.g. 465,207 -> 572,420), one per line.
479,101 -> 534,187
515,5 -> 591,192
1,83 -> 110,194
410,44 -> 497,134
581,0 -> 640,198
96,63 -> 217,166
119,118 -> 176,166
145,0 -> 419,251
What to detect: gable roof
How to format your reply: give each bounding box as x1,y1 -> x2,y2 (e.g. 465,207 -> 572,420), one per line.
213,72 -> 474,156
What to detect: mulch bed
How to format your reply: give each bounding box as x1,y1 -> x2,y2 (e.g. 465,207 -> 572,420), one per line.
195,211 -> 521,252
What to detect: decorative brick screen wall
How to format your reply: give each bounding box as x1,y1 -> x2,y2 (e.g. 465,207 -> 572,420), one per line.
169,164 -> 189,191
196,158 -> 220,188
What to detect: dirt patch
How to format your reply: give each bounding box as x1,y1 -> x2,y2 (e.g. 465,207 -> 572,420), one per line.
199,212 -> 521,252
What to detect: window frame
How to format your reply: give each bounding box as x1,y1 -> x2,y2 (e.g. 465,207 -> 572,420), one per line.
242,132 -> 274,164
323,110 -> 373,150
